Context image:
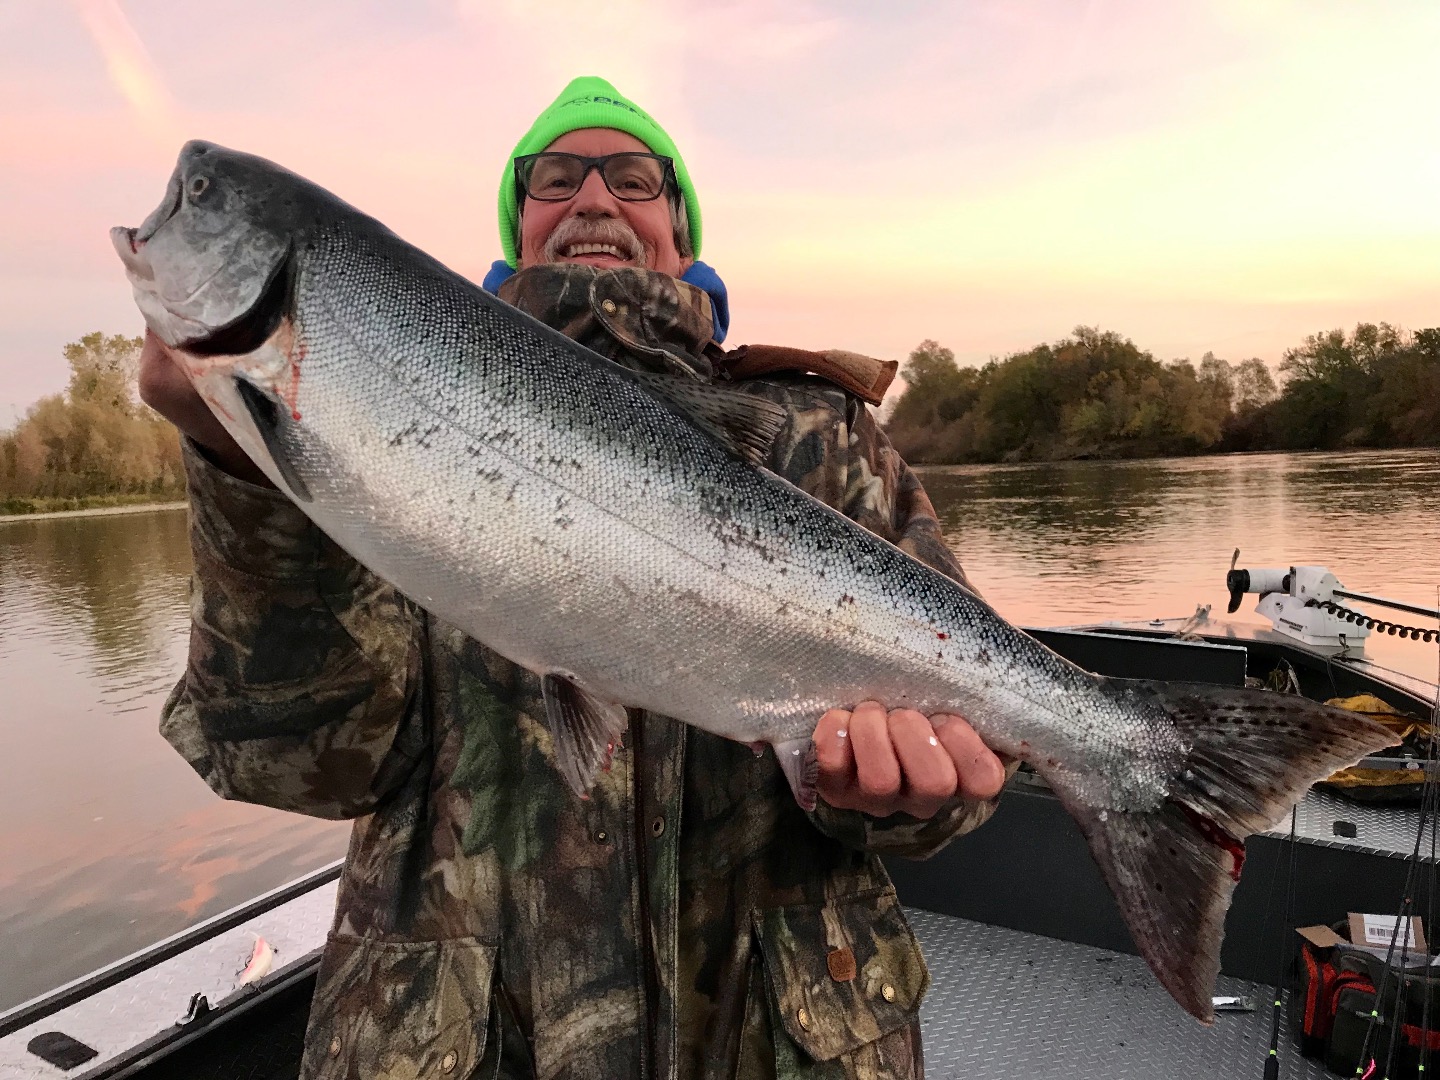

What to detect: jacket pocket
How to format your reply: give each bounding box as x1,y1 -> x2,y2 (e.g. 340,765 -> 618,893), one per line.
302,934 -> 497,1080
752,887 -> 928,1069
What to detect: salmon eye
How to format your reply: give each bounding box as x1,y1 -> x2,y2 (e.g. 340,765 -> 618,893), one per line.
189,176 -> 210,197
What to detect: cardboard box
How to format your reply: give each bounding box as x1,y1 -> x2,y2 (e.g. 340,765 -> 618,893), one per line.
1348,912 -> 1427,955
1297,914 -> 1433,965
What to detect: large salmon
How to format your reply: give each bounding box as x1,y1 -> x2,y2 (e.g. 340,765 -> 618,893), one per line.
114,141 -> 1396,1022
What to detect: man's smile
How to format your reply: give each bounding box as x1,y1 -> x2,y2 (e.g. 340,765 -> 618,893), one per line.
561,242 -> 634,266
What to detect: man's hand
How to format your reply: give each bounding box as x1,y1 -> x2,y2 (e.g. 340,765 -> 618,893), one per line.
813,701 -> 1007,820
138,330 -> 272,486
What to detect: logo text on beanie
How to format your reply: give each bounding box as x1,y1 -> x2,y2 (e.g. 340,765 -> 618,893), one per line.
559,94 -> 649,120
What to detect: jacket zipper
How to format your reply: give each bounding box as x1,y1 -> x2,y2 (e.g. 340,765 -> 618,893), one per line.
632,709 -> 660,1080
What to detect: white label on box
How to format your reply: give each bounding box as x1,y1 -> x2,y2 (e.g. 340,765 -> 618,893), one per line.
1362,914 -> 1417,949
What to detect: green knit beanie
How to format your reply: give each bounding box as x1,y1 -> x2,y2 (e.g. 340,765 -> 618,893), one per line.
497,76 -> 702,268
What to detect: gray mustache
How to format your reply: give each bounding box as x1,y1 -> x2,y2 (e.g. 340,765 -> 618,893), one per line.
542,218 -> 645,265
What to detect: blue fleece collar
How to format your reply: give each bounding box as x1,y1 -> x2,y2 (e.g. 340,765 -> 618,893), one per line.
482,259 -> 730,344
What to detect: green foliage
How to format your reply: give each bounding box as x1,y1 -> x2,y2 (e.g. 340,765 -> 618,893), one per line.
1269,323 -> 1440,450
886,324 -> 1440,463
0,333 -> 184,506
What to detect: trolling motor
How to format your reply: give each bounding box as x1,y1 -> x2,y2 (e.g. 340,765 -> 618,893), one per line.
1226,553 -> 1440,649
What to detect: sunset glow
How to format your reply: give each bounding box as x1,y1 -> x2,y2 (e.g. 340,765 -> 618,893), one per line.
1,0 -> 1437,420
68,0 -> 180,149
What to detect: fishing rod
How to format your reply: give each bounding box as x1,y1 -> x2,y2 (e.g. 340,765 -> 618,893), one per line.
1249,574 -> 1440,1079
1339,589 -> 1440,1080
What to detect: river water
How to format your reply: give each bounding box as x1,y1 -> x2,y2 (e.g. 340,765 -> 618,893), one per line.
0,448 -> 1436,1010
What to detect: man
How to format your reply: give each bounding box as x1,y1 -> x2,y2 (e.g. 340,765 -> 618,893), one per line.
141,76 -> 1009,1079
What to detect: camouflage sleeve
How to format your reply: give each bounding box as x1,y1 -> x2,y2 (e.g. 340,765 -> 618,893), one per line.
807,403 -> 1017,859
158,439 -> 427,819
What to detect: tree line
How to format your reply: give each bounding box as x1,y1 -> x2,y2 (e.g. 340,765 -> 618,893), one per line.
885,323 -> 1440,464
2,322 -> 1435,513
0,333 -> 184,512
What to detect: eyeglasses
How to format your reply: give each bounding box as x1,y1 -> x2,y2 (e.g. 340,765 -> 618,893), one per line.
514,152 -> 675,203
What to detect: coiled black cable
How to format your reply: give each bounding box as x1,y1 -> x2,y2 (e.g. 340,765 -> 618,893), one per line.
1312,599 -> 1438,643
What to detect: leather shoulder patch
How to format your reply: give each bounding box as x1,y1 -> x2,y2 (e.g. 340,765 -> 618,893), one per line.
717,344 -> 898,407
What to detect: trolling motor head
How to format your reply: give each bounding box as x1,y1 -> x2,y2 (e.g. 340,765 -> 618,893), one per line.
1226,565 -> 1290,614
1225,554 -> 1369,650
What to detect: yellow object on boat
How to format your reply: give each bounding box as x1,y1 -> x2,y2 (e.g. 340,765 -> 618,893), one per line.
1323,694 -> 1431,788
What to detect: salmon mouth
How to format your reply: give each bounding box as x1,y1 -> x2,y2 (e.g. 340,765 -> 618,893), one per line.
110,169 -> 184,276
109,226 -> 154,280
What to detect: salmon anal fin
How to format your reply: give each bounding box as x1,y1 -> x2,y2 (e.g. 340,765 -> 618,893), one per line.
540,673 -> 629,798
771,738 -> 819,811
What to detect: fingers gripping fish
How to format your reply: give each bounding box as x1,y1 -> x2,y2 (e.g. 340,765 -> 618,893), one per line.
113,142 -> 1398,1024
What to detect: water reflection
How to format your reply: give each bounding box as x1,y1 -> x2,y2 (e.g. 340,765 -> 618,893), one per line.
926,449 -> 1440,683
1,510 -> 193,706
0,509 -> 348,1011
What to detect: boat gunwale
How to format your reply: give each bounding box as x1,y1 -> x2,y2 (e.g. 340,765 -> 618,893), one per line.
0,860 -> 343,1040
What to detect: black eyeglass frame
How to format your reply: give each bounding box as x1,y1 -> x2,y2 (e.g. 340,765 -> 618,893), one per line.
513,152 -> 677,204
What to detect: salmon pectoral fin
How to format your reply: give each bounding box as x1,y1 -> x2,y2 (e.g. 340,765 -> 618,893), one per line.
771,737 -> 819,811
234,377 -> 311,502
540,674 -> 629,798
1053,680 -> 1400,1025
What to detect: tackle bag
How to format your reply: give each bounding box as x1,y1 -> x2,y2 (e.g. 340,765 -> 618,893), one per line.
1291,921 -> 1440,1078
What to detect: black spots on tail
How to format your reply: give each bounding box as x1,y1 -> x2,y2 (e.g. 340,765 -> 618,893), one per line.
1134,680 -> 1400,838
1057,794 -> 1243,1023
1044,679 -> 1398,1023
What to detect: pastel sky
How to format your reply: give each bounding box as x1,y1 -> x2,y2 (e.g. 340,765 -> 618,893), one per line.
2,0 -> 1438,424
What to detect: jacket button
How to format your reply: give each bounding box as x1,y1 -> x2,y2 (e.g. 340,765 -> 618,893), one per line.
881,983 -> 897,1003
328,1036 -> 342,1057
441,1049 -> 458,1073
796,1007 -> 812,1031
594,829 -> 609,843
651,816 -> 665,837
601,299 -> 618,315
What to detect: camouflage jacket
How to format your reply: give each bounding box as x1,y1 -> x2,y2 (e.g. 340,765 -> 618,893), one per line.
161,265 -> 1000,1080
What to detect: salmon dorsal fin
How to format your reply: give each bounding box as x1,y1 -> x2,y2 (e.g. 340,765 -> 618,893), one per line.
540,673 -> 629,799
631,372 -> 787,467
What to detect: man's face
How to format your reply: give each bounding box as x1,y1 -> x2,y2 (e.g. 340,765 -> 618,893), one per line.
517,128 -> 691,278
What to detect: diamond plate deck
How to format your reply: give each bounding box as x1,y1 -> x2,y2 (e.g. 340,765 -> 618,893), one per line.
910,909 -> 1329,1080
1263,786 -> 1436,860
0,889 -> 1349,1079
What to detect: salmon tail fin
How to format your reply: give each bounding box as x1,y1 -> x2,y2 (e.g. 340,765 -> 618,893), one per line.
1048,680 -> 1400,1025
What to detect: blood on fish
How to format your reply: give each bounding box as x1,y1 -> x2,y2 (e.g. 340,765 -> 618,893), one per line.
200,390 -> 237,424
936,632 -> 949,640
1177,803 -> 1246,881
271,319 -> 305,420
286,339 -> 305,420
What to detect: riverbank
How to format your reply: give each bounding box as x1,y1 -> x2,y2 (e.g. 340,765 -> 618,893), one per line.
0,499 -> 185,523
